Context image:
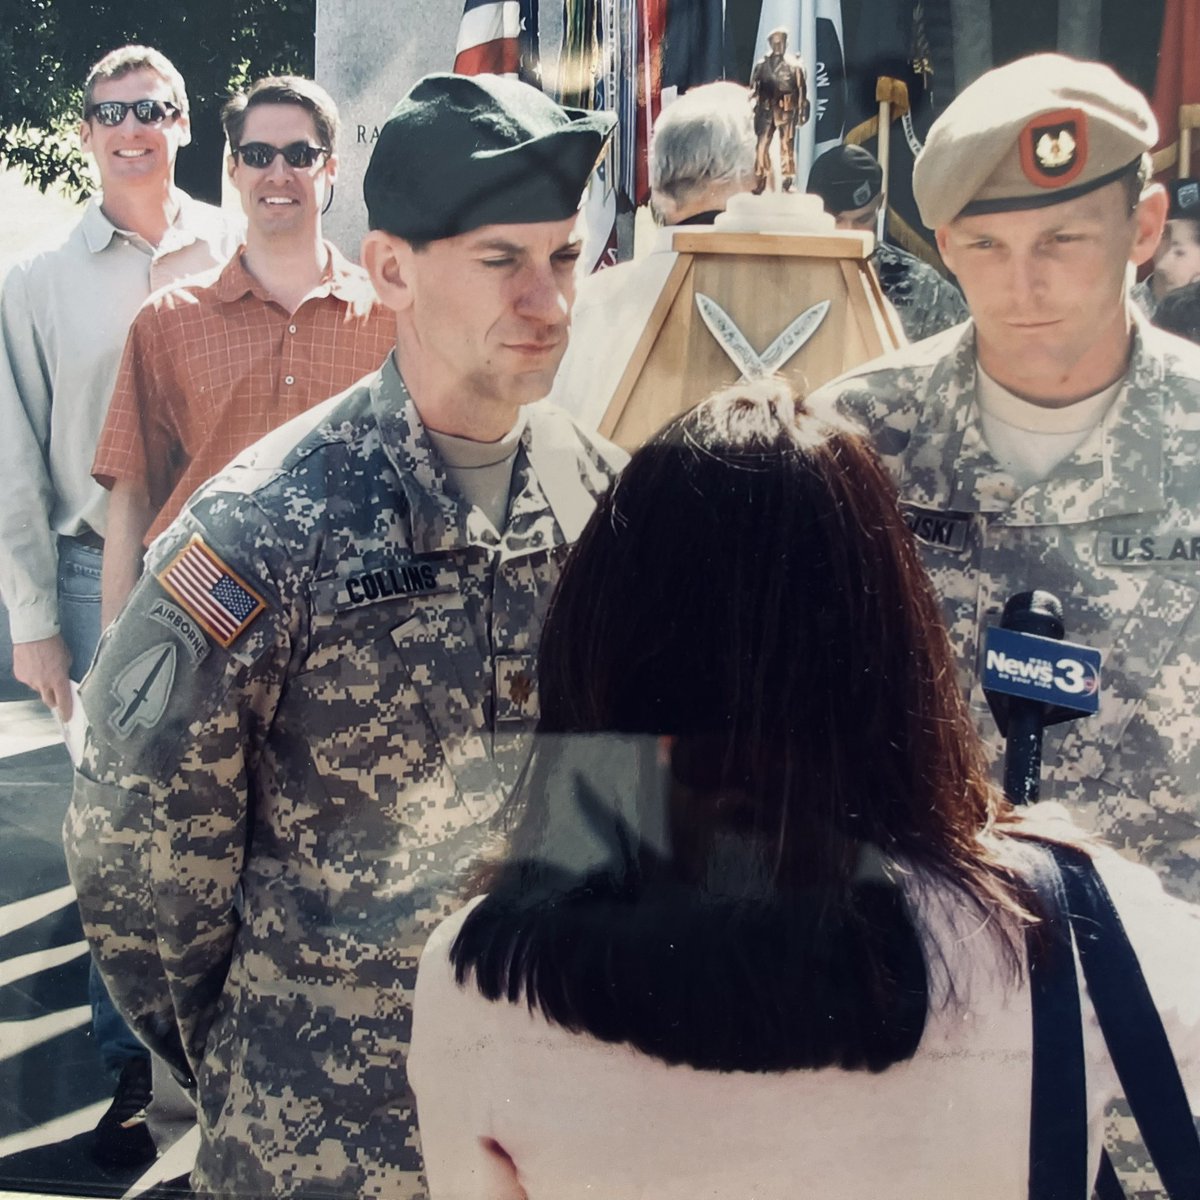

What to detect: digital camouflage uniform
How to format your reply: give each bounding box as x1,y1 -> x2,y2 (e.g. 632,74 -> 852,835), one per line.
816,315 -> 1200,1195
1130,275 -> 1157,320
65,355 -> 623,1199
872,242 -> 969,343
814,316 -> 1200,905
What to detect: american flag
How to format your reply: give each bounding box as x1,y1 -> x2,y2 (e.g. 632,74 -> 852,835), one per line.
157,537 -> 266,648
454,0 -> 522,76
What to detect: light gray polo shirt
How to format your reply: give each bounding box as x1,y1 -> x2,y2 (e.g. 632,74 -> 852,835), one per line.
0,193 -> 240,642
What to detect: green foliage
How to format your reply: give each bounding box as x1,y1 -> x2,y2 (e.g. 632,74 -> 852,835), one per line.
0,0 -> 316,201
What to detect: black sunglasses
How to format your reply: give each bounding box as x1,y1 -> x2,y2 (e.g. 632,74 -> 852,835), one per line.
86,99 -> 181,127
233,141 -> 328,170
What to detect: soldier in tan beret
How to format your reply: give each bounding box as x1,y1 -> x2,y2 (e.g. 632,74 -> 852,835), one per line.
813,55 -> 1197,1192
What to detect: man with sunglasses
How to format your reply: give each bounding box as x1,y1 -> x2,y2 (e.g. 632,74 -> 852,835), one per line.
0,44 -> 239,1169
67,72 -> 623,1199
93,76 -> 393,624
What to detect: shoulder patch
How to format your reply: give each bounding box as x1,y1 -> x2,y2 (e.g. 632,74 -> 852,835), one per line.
156,535 -> 267,648
147,598 -> 210,663
110,643 -> 177,737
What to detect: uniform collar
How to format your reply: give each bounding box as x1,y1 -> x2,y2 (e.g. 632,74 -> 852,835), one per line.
902,317 -> 1166,524
213,240 -> 374,309
371,356 -> 568,558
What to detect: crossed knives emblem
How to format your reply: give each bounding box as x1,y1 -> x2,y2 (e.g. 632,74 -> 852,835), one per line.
695,293 -> 831,380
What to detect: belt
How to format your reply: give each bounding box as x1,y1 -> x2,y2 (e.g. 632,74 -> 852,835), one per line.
64,528 -> 104,551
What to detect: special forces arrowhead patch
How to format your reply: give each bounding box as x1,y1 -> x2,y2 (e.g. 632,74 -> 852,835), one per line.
110,643 -> 177,737
1020,107 -> 1088,189
157,536 -> 266,648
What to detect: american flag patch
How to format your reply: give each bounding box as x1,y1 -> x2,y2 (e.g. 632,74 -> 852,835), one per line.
156,536 -> 267,648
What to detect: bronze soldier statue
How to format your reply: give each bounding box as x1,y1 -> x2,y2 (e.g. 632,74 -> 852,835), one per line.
750,27 -> 810,193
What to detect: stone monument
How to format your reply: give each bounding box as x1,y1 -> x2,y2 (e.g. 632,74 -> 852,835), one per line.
315,1 -> 461,257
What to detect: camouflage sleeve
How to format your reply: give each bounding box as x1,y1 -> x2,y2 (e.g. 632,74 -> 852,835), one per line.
931,279 -> 970,334
887,261 -> 969,343
63,493 -> 297,1081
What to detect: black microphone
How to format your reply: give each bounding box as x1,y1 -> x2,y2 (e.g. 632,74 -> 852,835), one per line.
982,590 -> 1101,806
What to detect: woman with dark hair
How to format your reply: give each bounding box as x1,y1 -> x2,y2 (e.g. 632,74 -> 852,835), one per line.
408,383 -> 1200,1199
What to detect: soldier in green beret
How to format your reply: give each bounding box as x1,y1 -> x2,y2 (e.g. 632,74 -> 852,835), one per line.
65,73 -> 622,1199
813,54 -> 1195,1195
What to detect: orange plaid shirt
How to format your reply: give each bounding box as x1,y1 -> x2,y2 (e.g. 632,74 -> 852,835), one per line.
93,243 -> 395,540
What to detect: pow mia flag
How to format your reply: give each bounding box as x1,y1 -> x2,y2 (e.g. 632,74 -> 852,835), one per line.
814,8 -> 846,154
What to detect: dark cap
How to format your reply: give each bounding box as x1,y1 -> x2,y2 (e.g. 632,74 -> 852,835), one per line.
1169,178 -> 1200,221
364,73 -> 616,241
806,144 -> 882,213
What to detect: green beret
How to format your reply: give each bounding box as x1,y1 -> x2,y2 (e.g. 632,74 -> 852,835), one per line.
807,145 -> 882,214
913,54 -> 1157,228
364,73 -> 616,241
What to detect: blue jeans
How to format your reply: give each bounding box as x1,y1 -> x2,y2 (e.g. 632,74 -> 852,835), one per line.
58,537 -> 149,1076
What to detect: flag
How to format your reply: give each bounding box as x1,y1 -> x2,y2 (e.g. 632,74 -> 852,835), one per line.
454,0 -> 522,75
1149,0 -> 1200,179
157,537 -> 266,648
555,0 -> 641,269
662,0 -> 725,91
842,1 -> 946,268
813,0 -> 847,159
725,1 -> 766,80
636,0 -> 668,203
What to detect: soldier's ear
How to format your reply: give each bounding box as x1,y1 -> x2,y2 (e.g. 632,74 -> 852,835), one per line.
361,231 -> 415,314
1131,184 -> 1168,269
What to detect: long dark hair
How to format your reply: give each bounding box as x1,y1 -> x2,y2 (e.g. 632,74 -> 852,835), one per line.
452,383 -> 1039,1073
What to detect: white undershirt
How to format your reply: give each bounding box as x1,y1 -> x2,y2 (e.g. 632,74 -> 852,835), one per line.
976,363 -> 1123,491
426,413 -> 527,534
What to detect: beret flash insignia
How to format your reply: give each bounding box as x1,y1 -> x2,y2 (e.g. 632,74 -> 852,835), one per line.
1021,108 -> 1088,188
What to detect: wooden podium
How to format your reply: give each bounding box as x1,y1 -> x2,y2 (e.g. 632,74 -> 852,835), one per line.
597,229 -> 905,452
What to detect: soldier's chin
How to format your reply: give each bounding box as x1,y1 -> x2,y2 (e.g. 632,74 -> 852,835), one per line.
510,368 -> 560,406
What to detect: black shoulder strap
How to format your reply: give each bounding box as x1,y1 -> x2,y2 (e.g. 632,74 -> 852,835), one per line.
1047,843 -> 1200,1200
1026,845 -> 1089,1200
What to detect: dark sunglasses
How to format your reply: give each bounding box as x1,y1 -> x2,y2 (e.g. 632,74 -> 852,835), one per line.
86,99 -> 181,127
233,141 -> 328,170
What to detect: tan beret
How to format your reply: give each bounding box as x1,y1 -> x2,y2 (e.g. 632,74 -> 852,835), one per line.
913,53 -> 1157,229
